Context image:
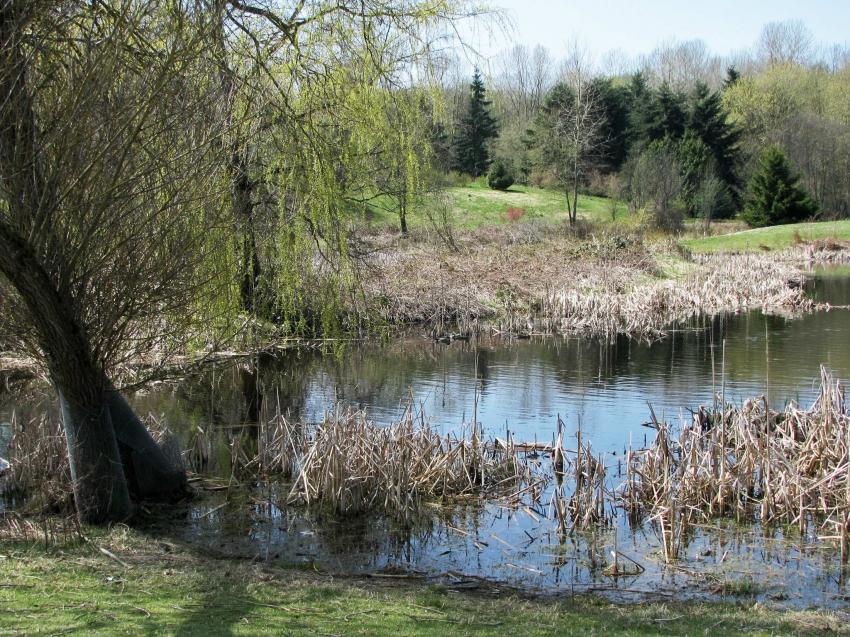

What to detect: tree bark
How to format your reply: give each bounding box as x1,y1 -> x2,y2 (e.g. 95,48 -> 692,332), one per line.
59,389 -> 133,523
399,193 -> 408,235
107,389 -> 187,500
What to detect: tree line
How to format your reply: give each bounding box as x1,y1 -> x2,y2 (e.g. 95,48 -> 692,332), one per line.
445,24 -> 849,228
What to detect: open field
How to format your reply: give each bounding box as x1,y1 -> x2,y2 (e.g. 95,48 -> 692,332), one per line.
365,179 -> 624,231
682,220 -> 850,253
1,525 -> 848,636
442,180 -> 620,229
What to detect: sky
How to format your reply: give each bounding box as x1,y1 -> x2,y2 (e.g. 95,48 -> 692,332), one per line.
462,0 -> 850,64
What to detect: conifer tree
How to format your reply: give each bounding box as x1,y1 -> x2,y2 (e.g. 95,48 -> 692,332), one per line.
688,82 -> 742,197
742,146 -> 818,227
723,66 -> 741,90
452,69 -> 498,177
655,82 -> 687,140
627,76 -> 685,148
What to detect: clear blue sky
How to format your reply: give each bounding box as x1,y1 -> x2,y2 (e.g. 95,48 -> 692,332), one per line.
466,0 -> 849,60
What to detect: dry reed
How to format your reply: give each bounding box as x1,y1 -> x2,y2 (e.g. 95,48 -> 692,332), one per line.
2,412 -> 73,514
624,366 -> 850,561
363,227 -> 816,340
287,406 -> 532,523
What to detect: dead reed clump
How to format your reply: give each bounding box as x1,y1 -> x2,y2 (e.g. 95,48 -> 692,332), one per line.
543,253 -> 809,340
550,418 -> 612,535
362,223 -> 821,340
624,366 -> 850,561
287,407 -> 531,523
1,412 -> 73,514
0,511 -> 83,545
225,407 -> 306,480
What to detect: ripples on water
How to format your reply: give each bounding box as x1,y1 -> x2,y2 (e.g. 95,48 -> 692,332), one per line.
3,269 -> 850,605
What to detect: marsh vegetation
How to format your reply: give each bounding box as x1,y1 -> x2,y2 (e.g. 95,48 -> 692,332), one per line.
1,3 -> 850,631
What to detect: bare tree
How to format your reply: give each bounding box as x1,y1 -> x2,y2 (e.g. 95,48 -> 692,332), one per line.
641,39 -> 724,90
623,143 -> 684,231
598,48 -> 637,78
758,20 -> 814,66
553,43 -> 607,226
0,1 -> 235,521
696,175 -> 727,232
493,44 -> 553,124
824,43 -> 850,73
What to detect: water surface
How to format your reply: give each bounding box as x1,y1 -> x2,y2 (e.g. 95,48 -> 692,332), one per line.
3,269 -> 850,606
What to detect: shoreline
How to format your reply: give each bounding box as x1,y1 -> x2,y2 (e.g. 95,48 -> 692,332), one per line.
1,522 -> 848,636
364,234 -> 848,340
1,242 -> 848,382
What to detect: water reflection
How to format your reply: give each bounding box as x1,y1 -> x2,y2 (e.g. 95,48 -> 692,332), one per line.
2,271 -> 849,606
123,290 -> 850,461
143,477 -> 849,608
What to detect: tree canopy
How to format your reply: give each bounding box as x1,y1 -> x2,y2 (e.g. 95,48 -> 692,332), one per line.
452,69 -> 499,177
742,146 -> 819,227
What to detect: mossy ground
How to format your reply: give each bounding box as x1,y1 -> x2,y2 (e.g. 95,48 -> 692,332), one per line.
1,525 -> 847,636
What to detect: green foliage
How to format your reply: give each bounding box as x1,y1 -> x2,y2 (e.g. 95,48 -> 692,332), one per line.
628,76 -> 687,148
687,82 -> 742,198
452,69 -> 499,177
742,146 -> 819,227
677,132 -> 714,215
724,64 -> 850,218
589,77 -> 631,171
655,82 -> 687,140
487,158 -> 515,190
723,66 -> 741,90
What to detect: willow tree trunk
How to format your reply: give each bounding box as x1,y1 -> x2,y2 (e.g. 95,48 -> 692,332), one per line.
58,389 -> 132,523
0,6 -> 185,522
108,390 -> 187,500
0,225 -> 187,522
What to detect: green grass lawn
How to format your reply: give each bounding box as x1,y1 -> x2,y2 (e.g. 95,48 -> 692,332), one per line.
682,219 -> 850,253
442,179 -> 621,229
1,527 -> 847,636
365,178 -> 628,231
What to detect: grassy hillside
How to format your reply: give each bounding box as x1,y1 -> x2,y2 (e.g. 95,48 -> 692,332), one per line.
683,220 -> 850,253
365,179 -> 627,231
443,179 -> 619,228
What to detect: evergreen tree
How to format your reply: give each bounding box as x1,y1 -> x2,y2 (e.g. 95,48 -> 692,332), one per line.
452,69 -> 498,177
742,146 -> 819,227
655,82 -> 687,140
627,76 -> 686,149
678,132 -> 735,219
687,82 -> 742,197
487,158 -> 514,190
589,77 -> 631,172
723,66 -> 741,90
626,72 -> 660,148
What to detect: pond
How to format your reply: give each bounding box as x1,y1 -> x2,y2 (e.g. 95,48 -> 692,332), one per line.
2,267 -> 850,606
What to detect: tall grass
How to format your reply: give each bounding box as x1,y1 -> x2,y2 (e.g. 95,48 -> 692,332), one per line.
624,366 -> 850,562
287,406 -> 531,523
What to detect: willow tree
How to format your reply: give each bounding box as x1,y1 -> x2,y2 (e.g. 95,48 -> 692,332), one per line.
211,1 -> 491,332
0,1 -> 232,522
